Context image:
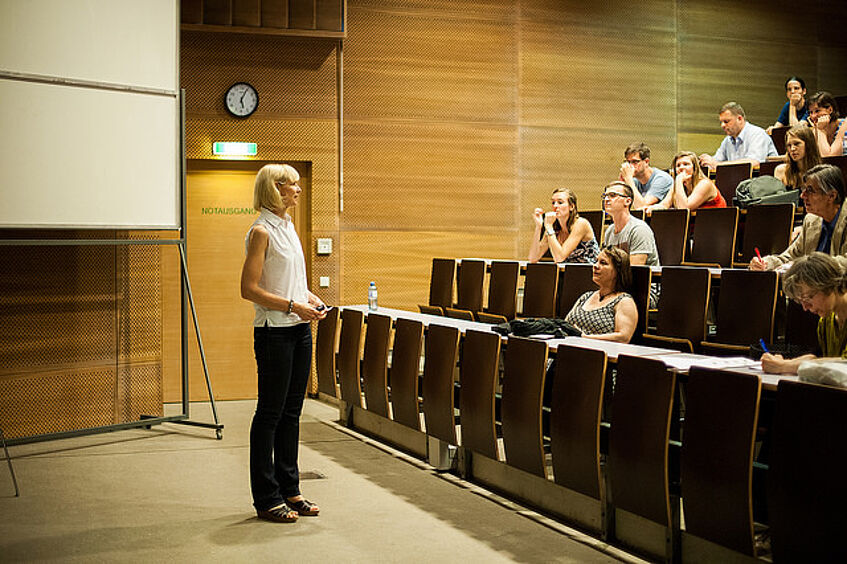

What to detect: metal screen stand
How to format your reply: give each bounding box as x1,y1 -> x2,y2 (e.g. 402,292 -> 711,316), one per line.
0,425 -> 19,496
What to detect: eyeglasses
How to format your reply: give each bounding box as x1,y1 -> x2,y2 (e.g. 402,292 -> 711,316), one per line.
800,185 -> 821,196
603,192 -> 627,200
625,158 -> 642,165
792,291 -> 818,306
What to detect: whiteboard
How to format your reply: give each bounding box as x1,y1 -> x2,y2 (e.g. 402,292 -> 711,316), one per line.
0,0 -> 180,229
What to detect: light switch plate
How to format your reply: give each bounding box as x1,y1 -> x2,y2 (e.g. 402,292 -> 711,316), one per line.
316,238 -> 333,255
319,276 -> 330,288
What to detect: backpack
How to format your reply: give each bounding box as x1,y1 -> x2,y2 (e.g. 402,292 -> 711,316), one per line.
492,318 -> 582,338
733,175 -> 799,208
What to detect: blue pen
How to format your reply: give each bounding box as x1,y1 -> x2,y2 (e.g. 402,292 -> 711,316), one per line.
759,339 -> 770,354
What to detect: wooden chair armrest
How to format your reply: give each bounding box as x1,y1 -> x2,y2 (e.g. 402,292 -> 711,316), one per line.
682,261 -> 723,269
700,341 -> 751,356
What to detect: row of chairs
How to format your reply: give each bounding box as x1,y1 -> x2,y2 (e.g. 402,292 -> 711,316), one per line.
427,258 -> 817,354
316,310 -> 846,561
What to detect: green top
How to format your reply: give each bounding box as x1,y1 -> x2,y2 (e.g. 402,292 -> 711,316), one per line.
817,313 -> 847,358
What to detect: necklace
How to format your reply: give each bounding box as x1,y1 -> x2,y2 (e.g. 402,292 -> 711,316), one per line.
597,290 -> 614,301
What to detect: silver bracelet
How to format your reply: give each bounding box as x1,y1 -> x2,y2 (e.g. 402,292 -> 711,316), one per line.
287,299 -> 295,314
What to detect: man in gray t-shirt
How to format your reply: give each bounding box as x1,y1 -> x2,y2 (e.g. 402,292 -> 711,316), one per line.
602,181 -> 661,267
619,142 -> 672,211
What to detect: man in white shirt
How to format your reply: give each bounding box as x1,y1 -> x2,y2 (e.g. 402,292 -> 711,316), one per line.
618,142 -> 673,210
699,102 -> 778,170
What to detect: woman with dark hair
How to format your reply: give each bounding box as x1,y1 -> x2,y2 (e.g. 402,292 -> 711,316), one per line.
240,163 -> 326,523
767,76 -> 809,134
775,124 -> 823,189
564,246 -> 638,342
808,91 -> 847,156
657,151 -> 726,210
528,187 -> 599,264
762,253 -> 847,374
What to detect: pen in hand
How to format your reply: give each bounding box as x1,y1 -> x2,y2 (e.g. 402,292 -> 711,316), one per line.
759,338 -> 770,354
754,247 -> 762,261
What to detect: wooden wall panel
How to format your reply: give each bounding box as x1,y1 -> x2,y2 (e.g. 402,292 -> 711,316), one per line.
233,0 -> 260,26
342,5 -> 516,122
342,120 -> 516,230
261,0 -> 289,27
289,0 -> 317,29
679,0 -> 808,45
203,0 -> 231,25
341,231 -> 517,312
818,46 -> 847,95
317,0 -> 345,30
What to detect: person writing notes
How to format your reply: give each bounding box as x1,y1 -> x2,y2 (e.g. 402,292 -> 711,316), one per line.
564,246 -> 638,343
762,253 -> 847,374
528,187 -> 599,264
751,164 -> 847,271
240,164 -> 326,523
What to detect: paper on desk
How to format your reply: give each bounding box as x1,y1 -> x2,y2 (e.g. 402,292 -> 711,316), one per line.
657,354 -> 761,371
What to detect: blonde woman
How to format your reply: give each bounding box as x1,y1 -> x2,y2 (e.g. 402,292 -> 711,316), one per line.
657,151 -> 726,210
528,187 -> 599,264
240,164 -> 326,523
775,124 -> 822,189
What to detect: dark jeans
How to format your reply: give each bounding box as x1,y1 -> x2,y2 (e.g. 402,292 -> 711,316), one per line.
250,323 -> 312,511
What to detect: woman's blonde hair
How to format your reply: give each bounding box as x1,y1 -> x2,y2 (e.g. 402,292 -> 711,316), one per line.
782,252 -> 847,300
784,125 -> 822,189
671,151 -> 704,195
253,164 -> 300,211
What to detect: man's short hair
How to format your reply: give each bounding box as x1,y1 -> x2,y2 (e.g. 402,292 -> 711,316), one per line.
604,181 -> 633,209
719,102 -> 746,118
624,142 -> 651,161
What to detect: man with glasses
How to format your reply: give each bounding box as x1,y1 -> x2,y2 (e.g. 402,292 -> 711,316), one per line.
618,142 -> 672,210
602,181 -> 660,267
751,164 -> 847,270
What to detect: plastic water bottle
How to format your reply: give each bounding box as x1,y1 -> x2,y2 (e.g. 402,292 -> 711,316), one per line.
368,281 -> 378,311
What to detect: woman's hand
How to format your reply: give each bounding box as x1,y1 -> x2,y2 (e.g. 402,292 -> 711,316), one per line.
533,208 -> 545,229
815,113 -> 831,130
292,301 -> 326,321
543,211 -> 557,227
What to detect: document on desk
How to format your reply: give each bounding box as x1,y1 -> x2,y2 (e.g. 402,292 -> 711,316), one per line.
656,354 -> 762,372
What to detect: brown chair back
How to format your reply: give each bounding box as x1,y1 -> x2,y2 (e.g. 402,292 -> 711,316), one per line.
522,262 -> 558,318
580,210 -> 604,245
476,311 -> 507,325
770,380 -> 847,562
737,203 -> 794,265
501,336 -> 548,477
456,259 -> 485,313
757,160 -> 782,178
429,258 -> 455,308
769,125 -> 791,155
711,269 -> 778,346
315,307 -> 339,397
422,324 -> 461,445
650,208 -> 689,266
630,265 -> 652,342
687,207 -> 739,267
487,260 -> 519,319
556,263 -> 595,318
823,154 -> 847,187
418,304 -> 443,316
550,345 -> 607,499
682,368 -> 761,556
444,307 -> 474,321
458,330 -> 502,460
654,266 -> 710,350
389,318 -> 424,430
361,313 -> 392,418
784,299 -> 820,352
608,355 -> 676,527
715,162 -> 753,203
337,309 -> 364,408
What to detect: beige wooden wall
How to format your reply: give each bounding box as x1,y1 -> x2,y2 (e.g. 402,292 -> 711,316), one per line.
180,0 -> 847,399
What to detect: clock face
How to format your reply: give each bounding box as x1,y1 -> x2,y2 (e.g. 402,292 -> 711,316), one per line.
225,82 -> 259,118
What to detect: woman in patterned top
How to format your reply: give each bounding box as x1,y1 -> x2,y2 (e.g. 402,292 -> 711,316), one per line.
762,252 -> 847,374
528,187 -> 600,264
564,246 -> 638,343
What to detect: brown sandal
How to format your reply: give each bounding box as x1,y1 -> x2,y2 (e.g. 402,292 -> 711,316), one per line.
286,497 -> 320,516
257,503 -> 299,523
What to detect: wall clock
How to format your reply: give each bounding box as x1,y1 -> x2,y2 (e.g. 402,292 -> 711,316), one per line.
224,82 -> 259,118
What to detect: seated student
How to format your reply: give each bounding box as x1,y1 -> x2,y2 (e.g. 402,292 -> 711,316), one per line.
564,246 -> 638,343
751,164 -> 847,270
618,142 -> 672,210
656,151 -> 727,210
808,91 -> 847,157
767,76 -> 810,134
762,253 -> 847,374
774,124 -> 822,188
528,187 -> 599,264
699,102 -> 778,170
602,181 -> 660,266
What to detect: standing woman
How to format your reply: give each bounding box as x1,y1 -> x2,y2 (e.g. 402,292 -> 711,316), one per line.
774,124 -> 822,188
240,163 -> 326,523
658,151 -> 726,210
528,187 -> 599,264
808,91 -> 847,157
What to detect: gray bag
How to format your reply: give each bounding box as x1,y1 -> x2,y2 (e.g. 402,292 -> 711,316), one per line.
733,175 -> 799,208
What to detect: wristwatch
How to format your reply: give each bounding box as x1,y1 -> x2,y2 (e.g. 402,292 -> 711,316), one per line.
287,300 -> 295,314
545,227 -> 556,237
